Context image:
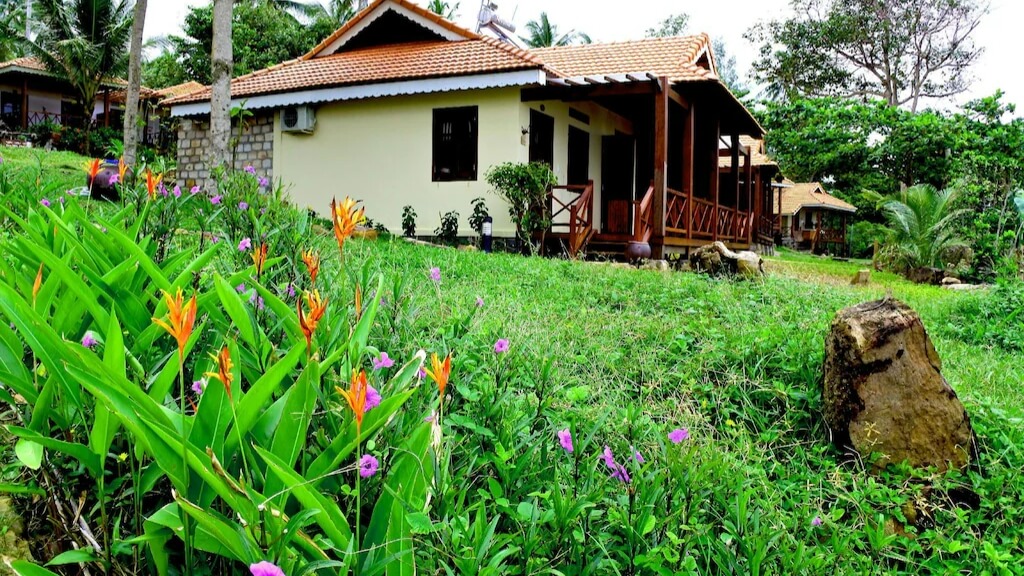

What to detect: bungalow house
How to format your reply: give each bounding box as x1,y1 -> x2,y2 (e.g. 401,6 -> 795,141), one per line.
164,0 -> 770,257
775,182 -> 856,254
0,56 -> 127,131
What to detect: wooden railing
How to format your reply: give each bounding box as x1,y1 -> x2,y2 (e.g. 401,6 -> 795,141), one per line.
633,184 -> 655,242
665,188 -> 687,236
717,206 -> 735,239
549,181 -> 594,257
691,197 -> 715,238
758,214 -> 775,239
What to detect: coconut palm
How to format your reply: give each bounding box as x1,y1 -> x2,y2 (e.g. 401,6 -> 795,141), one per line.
0,0 -> 26,61
123,0 -> 147,165
26,0 -> 133,129
210,0 -> 233,169
867,185 -> 968,270
521,12 -> 590,48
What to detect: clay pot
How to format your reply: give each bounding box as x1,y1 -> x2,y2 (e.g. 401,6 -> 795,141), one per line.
624,241 -> 651,262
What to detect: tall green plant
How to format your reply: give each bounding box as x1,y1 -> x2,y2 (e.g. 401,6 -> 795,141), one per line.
866,184 -> 968,270
485,162 -> 557,253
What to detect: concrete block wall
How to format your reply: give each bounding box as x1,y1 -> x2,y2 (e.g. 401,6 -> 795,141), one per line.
176,114 -> 274,188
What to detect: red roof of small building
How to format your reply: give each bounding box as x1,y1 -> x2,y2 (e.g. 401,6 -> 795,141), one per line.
531,35 -> 717,83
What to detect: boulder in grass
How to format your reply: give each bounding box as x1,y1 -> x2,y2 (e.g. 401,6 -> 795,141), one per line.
689,241 -> 763,278
851,269 -> 871,285
822,298 -> 975,472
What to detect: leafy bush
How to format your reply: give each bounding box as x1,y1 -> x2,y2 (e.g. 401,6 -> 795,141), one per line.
469,196 -> 489,235
485,162 -> 557,251
848,220 -> 888,258
435,209 -> 459,245
401,205 -> 417,237
941,281 -> 1024,351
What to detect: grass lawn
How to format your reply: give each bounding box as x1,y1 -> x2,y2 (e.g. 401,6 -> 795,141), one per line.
0,145 -> 91,193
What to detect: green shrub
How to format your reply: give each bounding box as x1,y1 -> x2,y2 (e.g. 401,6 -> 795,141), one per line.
485,161 -> 557,251
848,220 -> 888,258
941,281 -> 1024,351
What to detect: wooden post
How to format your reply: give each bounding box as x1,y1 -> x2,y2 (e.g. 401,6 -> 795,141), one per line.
103,89 -> 110,127
730,135 -> 740,241
683,102 -> 694,237
20,78 -> 28,130
744,146 -> 753,245
711,116 -> 720,242
652,76 -> 669,258
754,171 -> 762,241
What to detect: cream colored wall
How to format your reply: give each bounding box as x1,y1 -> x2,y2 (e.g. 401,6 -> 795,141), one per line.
274,87 -> 524,236
518,100 -> 633,232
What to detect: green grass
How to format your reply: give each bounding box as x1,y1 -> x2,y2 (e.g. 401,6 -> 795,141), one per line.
0,145 -> 90,193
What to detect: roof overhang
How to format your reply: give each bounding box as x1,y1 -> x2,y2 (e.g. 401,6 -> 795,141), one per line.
170,68 -> 546,117
782,203 -> 857,215
0,65 -> 125,90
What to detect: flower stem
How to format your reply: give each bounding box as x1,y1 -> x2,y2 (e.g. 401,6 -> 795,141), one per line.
178,356 -> 193,576
355,432 -> 361,576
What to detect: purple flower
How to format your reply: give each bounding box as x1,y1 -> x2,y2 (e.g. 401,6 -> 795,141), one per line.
192,379 -> 206,395
286,283 -> 296,298
610,463 -> 631,483
429,267 -> 441,282
372,352 -> 394,370
417,366 -> 427,380
210,194 -> 222,205
249,561 -> 285,576
259,176 -> 269,188
248,291 -> 265,310
668,428 -> 689,444
239,201 -> 249,211
158,182 -> 168,197
40,198 -> 50,207
108,174 -> 119,185
238,238 -> 252,251
58,196 -> 65,204
494,339 -> 509,354
244,165 -> 256,175
600,446 -> 616,469
476,296 -> 484,307
631,445 -> 644,464
236,283 -> 246,294
811,516 -> 822,527
557,429 -> 573,453
81,333 -> 98,349
190,185 -> 201,195
210,234 -> 221,244
365,385 -> 381,411
359,454 -> 379,478
172,184 -> 182,198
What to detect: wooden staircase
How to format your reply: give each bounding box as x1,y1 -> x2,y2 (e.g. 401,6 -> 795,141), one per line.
548,181 -> 595,258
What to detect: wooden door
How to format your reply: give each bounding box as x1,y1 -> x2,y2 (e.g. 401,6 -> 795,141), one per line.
601,135 -> 635,234
567,126 -> 589,185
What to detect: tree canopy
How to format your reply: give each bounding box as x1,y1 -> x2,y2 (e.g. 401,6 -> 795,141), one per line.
747,0 -> 988,111
521,12 -> 590,48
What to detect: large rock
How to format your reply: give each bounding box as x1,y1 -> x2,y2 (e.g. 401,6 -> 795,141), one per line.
904,267 -> 944,285
851,269 -> 871,285
689,241 -> 764,278
822,298 -> 975,472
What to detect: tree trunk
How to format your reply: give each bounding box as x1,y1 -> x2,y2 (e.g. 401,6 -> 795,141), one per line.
209,0 -> 233,172
123,0 -> 148,166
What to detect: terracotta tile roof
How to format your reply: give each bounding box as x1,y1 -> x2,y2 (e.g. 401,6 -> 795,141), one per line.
0,55 -> 127,87
775,183 -> 857,215
304,0 -> 479,59
154,81 -> 206,101
164,39 -> 543,105
530,35 -> 718,82
719,136 -> 778,169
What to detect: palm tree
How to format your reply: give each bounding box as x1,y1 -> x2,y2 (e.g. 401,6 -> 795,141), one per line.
426,0 -> 458,20
123,0 -> 147,166
210,0 -> 233,170
26,0 -> 133,130
867,185 -> 968,270
521,12 -> 590,48
0,0 -> 26,60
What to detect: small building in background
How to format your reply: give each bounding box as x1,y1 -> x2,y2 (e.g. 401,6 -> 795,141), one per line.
0,56 -> 126,131
774,181 -> 856,254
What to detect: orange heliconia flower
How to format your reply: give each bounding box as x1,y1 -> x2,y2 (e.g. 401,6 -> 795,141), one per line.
297,290 -> 328,354
330,197 -> 365,255
32,263 -> 43,306
152,288 -> 198,362
118,158 -> 129,183
251,243 -> 268,279
336,369 -> 368,431
425,352 -> 451,402
144,169 -> 162,199
301,249 -> 320,286
204,346 -> 234,400
85,158 -> 101,181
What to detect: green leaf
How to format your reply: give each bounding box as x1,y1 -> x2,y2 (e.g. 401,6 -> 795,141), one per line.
14,439 -> 42,470
214,273 -> 258,348
405,513 -> 435,534
45,548 -> 98,566
10,561 -> 61,576
176,496 -> 261,564
224,342 -> 305,457
8,426 -> 100,477
264,362 -> 318,506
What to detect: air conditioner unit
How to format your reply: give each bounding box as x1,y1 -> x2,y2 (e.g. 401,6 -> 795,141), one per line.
281,105 -> 316,134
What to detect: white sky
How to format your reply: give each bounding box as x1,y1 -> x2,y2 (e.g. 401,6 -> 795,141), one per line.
145,0 -> 1023,110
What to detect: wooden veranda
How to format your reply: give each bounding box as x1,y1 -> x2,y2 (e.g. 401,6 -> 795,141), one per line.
525,75 -> 776,259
